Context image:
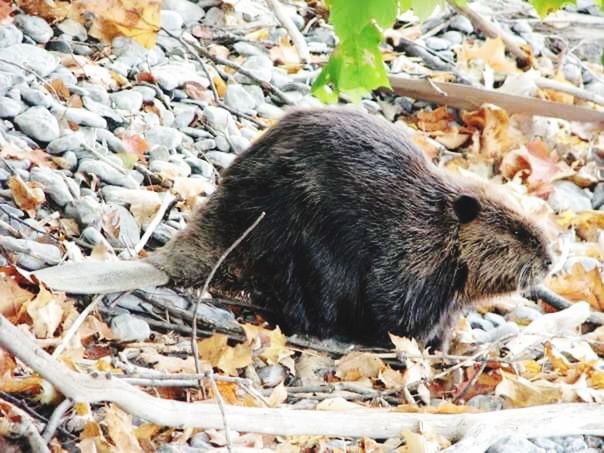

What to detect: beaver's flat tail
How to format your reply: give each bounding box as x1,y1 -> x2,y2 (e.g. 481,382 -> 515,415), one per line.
32,261 -> 170,294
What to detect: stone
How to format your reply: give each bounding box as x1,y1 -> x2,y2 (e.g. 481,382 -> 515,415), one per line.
548,181 -> 592,212
131,85 -> 157,102
57,19 -> 88,41
224,83 -> 257,114
467,394 -> 504,411
509,305 -> 543,323
487,436 -> 545,453
425,36 -> 450,51
206,151 -> 237,169
0,96 -> 23,117
151,62 -> 209,91
230,135 -> 251,154
61,107 -> 108,128
160,10 -> 184,32
441,30 -> 463,45
235,55 -> 273,84
257,102 -> 283,119
0,25 -> 23,47
111,314 -> 150,341
512,20 -> 532,34
486,321 -> 520,342
592,183 -> 604,209
467,312 -> 494,331
20,86 -> 53,108
78,159 -> 139,189
484,312 -> 506,327
30,167 -> 74,206
149,160 -> 191,177
15,15 -> 53,43
195,138 -> 217,151
0,236 -> 61,269
0,44 -> 58,77
65,197 -> 102,227
233,41 -> 266,56
162,0 -> 204,24
215,134 -> 230,151
257,364 -> 287,387
110,90 -> 143,112
204,106 -> 234,133
15,106 -> 60,142
449,14 -> 474,33
145,126 -> 183,149
82,97 -> 124,124
562,63 -> 582,85
93,128 -> 127,153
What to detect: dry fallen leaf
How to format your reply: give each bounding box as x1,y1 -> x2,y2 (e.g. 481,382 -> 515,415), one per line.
8,175 -> 45,216
23,286 -> 65,339
243,324 -> 294,367
547,263 -> 604,311
557,210 -> 604,242
335,351 -> 385,381
459,37 -> 519,74
0,274 -> 34,317
462,104 -> 520,158
198,333 -> 253,375
103,405 -> 144,453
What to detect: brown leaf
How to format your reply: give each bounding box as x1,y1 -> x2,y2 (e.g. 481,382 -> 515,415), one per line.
46,79 -> 70,101
462,104 -> 519,158
198,334 -> 252,375
547,263 -> 604,311
24,286 -> 65,339
120,133 -> 149,161
415,106 -> 453,132
557,210 -> 604,242
459,37 -> 519,74
103,404 -> 144,453
0,274 -> 34,317
8,175 -> 45,216
335,352 -> 385,381
242,324 -> 294,366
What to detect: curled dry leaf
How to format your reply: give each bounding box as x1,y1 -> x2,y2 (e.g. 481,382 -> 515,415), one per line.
335,351 -> 385,381
547,263 -> 604,311
496,372 -> 563,407
500,140 -> 573,194
103,404 -> 144,453
8,175 -> 45,217
242,324 -> 294,368
458,37 -> 519,74
23,286 -> 65,339
0,273 -> 34,318
557,210 -> 604,242
461,104 -> 520,158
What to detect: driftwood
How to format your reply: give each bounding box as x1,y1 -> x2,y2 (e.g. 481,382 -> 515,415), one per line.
388,74 -> 604,123
1,314 -> 603,453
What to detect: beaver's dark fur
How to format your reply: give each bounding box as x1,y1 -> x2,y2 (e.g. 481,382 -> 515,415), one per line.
150,107 -> 553,345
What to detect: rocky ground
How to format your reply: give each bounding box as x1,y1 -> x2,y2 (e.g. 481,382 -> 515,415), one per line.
1,0 -> 604,451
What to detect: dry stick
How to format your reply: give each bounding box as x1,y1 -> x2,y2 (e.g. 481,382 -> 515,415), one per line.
536,77 -> 604,107
133,193 -> 176,255
265,0 -> 310,62
52,295 -> 104,359
41,398 -> 72,443
526,285 -> 604,326
190,212 -> 266,451
447,0 -> 529,66
0,397 -> 50,453
388,74 -> 604,123
1,315 -> 603,452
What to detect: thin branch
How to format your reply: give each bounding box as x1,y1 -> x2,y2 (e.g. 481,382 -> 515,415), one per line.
525,285 -> 604,325
52,295 -> 104,359
536,77 -> 604,106
41,398 -> 72,443
265,0 -> 310,62
0,397 -> 50,453
133,192 -> 176,255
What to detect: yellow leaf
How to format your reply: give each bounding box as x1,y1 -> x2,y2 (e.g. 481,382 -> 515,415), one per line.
547,263 -> 604,311
8,175 -> 45,216
544,342 -> 571,374
198,333 -> 252,375
0,274 -> 34,317
335,352 -> 385,381
103,404 -> 143,453
24,287 -> 65,339
242,324 -> 294,366
267,382 -> 288,407
459,37 -> 519,74
590,371 -> 604,389
496,372 -> 562,407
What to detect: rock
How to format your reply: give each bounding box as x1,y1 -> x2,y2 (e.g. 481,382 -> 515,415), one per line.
509,305 -> 543,324
467,395 -> 504,411
529,438 -> 559,451
235,55 -> 273,84
0,44 -> 58,76
131,85 -> 157,102
520,32 -> 545,56
257,102 -> 283,119
65,196 -> 102,227
186,157 -> 214,178
215,134 -> 230,151
0,96 -> 23,117
470,328 -> 489,343
93,128 -> 128,153
233,41 -> 266,56
61,107 -> 108,128
204,106 -> 234,133
467,312 -> 494,331
0,72 -> 16,96
195,138 -> 217,151
57,19 -> 88,40
145,126 -> 183,149
82,97 -> 124,124
487,436 -> 543,453
205,151 -> 237,169
486,321 -> 520,342
203,7 -> 225,26
152,223 -> 177,244
224,83 -> 257,114
592,182 -> 604,209
230,135 -> 251,154
111,314 -> 150,341
151,62 -> 209,91
162,0 -> 204,24
78,159 -> 139,189
0,236 -> 61,269
160,10 -> 184,32
562,63 -> 582,84
0,25 -> 22,48
441,30 -> 463,45
548,181 -> 592,212
484,312 -> 506,327
149,160 -> 191,177
30,167 -> 74,206
425,36 -> 450,51
15,15 -> 53,43
449,14 -> 474,33
110,90 -> 143,112
20,86 -> 53,108
512,20 -> 532,34
15,106 -> 60,142
257,364 -> 287,387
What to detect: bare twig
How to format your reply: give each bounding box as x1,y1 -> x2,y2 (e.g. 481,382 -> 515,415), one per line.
207,371 -> 233,452
265,0 -> 310,62
447,0 -> 530,66
536,77 -> 604,106
525,285 -> 604,325
42,398 -> 72,443
52,295 -> 104,359
133,193 -> 176,255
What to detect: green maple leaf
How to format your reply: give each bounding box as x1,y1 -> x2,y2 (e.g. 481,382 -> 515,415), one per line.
529,0 -> 576,17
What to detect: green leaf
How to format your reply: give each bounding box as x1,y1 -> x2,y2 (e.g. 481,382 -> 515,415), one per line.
528,0 -> 576,17
326,0 -> 398,41
312,24 -> 389,103
399,0 -> 447,20
116,153 -> 138,170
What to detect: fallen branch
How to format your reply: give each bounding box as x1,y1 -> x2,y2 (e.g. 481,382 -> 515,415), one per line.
447,0 -> 530,66
388,75 -> 604,123
1,314 -> 603,453
525,285 -> 604,326
265,0 -> 309,62
536,77 -> 604,107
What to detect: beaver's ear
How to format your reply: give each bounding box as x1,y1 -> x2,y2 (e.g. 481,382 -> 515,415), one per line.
453,194 -> 481,223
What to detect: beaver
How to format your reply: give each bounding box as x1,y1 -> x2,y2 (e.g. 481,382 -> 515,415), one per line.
33,107 -> 554,346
